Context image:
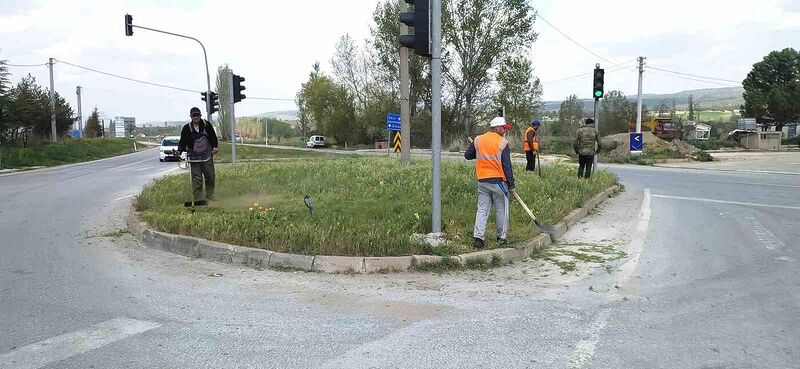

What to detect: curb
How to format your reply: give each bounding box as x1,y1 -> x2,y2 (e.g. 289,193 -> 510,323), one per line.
127,185 -> 620,274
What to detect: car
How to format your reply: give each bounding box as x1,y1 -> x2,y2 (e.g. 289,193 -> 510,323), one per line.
158,136 -> 186,162
306,135 -> 326,148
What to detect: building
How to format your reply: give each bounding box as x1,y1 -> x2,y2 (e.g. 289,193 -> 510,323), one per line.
113,116 -> 136,138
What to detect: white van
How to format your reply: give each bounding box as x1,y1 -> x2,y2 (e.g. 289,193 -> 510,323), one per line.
306,135 -> 326,148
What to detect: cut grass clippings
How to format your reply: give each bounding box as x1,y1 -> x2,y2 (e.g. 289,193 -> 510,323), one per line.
531,242 -> 628,275
0,138 -> 138,169
135,157 -> 618,257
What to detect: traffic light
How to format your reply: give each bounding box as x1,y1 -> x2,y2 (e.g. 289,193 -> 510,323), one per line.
124,14 -> 133,36
398,0 -> 431,58
232,74 -> 246,103
201,91 -> 219,114
593,67 -> 604,99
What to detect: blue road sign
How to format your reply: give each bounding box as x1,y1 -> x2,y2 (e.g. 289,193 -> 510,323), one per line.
630,132 -> 643,152
386,113 -> 401,131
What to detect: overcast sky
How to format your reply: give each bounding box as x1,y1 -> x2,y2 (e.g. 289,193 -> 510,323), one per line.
2,0 -> 798,123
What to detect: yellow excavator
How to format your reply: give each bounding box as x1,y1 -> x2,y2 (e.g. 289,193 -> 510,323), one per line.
629,118 -> 678,141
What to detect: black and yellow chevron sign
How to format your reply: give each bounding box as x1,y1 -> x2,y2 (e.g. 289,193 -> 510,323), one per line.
392,131 -> 402,153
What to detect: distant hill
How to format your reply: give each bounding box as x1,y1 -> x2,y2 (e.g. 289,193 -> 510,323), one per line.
250,110 -> 298,121
542,87 -> 744,112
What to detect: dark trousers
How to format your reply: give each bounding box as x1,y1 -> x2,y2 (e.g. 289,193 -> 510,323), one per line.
190,158 -> 215,201
525,150 -> 536,171
578,155 -> 594,178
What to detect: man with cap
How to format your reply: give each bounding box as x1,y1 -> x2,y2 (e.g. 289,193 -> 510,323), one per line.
174,107 -> 219,203
574,118 -> 601,178
465,117 -> 516,249
523,119 -> 541,172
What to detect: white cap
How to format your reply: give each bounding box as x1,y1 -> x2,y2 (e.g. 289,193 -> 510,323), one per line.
490,117 -> 511,129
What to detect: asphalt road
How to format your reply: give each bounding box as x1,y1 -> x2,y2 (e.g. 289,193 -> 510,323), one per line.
1,149 -> 798,368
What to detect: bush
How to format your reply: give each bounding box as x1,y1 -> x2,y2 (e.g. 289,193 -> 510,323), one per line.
693,150 -> 714,162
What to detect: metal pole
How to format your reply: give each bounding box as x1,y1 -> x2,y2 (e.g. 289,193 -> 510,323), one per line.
593,97 -> 599,172
636,56 -> 645,133
265,118 -> 269,147
48,58 -> 57,142
228,70 -> 236,164
399,0 -> 412,165
431,0 -> 442,233
76,86 -> 83,137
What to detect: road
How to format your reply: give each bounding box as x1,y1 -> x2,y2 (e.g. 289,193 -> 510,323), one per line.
1,148 -> 798,368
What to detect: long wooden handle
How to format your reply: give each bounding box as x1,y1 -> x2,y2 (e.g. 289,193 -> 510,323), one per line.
513,192 -> 538,222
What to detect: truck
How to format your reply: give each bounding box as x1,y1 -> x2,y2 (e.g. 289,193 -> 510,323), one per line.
629,118 -> 678,141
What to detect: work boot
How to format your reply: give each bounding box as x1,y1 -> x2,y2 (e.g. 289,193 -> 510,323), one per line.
496,237 -> 508,246
473,237 -> 485,249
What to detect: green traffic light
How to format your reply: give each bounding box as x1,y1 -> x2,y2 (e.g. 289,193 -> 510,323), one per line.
594,91 -> 602,97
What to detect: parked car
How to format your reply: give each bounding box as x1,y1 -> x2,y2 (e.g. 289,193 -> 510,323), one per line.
159,136 -> 186,162
306,135 -> 326,148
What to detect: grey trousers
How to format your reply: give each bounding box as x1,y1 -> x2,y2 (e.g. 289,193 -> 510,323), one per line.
474,181 -> 509,241
190,158 -> 215,201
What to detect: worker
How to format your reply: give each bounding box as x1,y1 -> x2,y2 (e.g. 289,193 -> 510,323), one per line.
465,117 -> 516,249
523,119 -> 541,172
574,118 -> 602,178
175,107 -> 219,203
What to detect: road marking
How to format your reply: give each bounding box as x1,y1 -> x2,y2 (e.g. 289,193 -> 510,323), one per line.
745,216 -> 785,252
0,318 -> 160,369
134,167 -> 153,172
651,194 -> 800,211
114,157 -> 154,169
615,188 -> 651,286
113,194 -> 136,201
569,310 -> 609,369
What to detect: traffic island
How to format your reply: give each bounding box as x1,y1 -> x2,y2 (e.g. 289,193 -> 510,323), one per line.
130,157 -> 620,273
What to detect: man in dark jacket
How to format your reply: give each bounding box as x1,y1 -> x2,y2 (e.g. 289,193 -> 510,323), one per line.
574,118 -> 601,178
174,107 -> 219,202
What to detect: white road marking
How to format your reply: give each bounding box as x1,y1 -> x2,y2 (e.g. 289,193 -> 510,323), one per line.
114,157 -> 154,169
651,194 -> 800,211
569,310 -> 609,369
113,194 -> 136,201
745,216 -> 785,252
615,188 -> 651,286
714,180 -> 800,189
0,318 -> 160,369
134,167 -> 153,172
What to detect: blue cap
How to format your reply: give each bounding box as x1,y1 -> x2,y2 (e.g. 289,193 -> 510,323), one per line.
532,119 -> 541,127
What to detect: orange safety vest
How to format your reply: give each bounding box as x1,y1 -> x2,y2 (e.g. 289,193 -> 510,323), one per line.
523,126 -> 539,152
474,131 -> 508,181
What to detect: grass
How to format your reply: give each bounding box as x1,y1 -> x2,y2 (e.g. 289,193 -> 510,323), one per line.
0,138 -> 138,169
135,157 -> 618,257
213,143 -> 335,163
530,242 -> 627,275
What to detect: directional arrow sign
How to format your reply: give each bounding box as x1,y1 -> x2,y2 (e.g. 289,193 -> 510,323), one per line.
630,132 -> 643,153
386,113 -> 401,131
393,131 -> 402,153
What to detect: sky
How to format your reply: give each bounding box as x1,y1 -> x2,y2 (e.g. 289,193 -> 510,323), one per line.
1,0 -> 799,124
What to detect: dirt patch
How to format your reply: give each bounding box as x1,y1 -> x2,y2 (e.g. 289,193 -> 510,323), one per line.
601,132 -> 699,157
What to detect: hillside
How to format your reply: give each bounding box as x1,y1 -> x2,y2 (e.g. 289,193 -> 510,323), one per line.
542,87 -> 744,112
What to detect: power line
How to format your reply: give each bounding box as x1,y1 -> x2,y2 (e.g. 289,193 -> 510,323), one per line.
541,64 -> 635,84
646,65 -> 741,84
5,62 -> 48,67
647,70 -> 739,87
535,12 -> 626,67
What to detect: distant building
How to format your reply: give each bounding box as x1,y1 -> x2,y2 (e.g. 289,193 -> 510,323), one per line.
690,122 -> 711,140
113,116 -> 135,138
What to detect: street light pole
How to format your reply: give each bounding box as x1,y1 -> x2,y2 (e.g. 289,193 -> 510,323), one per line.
431,0 -> 442,233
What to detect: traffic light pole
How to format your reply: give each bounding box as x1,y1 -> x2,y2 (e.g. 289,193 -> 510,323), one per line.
593,98 -> 599,172
129,24 -> 213,118
227,70 -> 237,164
431,0 -> 442,233
399,0 -> 411,165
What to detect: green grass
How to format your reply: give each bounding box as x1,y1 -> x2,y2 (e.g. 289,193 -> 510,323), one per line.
213,143 -> 337,163
135,157 -> 618,257
0,138 -> 138,169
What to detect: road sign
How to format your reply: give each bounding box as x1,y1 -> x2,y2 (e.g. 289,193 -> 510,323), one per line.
392,131 -> 402,153
386,113 -> 401,131
630,132 -> 643,153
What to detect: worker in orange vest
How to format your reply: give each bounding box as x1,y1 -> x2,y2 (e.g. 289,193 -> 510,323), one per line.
464,117 -> 516,249
523,119 -> 541,172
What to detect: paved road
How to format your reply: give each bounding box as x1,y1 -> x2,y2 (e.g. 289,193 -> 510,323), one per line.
1,149 -> 798,368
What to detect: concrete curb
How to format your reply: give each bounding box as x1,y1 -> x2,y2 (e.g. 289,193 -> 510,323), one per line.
127,185 -> 620,274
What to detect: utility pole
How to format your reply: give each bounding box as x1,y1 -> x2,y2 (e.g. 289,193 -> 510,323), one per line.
76,86 -> 83,137
431,0 -> 442,233
636,56 -> 645,133
264,117 -> 269,147
227,69 -> 237,164
399,0 -> 411,165
48,58 -> 57,142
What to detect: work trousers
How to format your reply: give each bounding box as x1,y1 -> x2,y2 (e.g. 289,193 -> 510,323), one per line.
190,158 -> 215,201
578,154 -> 594,178
474,181 -> 509,241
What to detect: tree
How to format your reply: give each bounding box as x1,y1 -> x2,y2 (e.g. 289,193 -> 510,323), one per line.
83,107 -> 103,138
0,53 -> 11,143
556,95 -> 585,136
742,48 -> 800,132
688,94 -> 695,121
655,99 -> 670,117
443,0 -> 538,137
214,64 -> 231,140
599,90 -> 634,136
495,56 -> 542,134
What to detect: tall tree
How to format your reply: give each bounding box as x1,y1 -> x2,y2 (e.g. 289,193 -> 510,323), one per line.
556,95 -> 585,136
214,64 -> 231,140
599,90 -> 634,136
83,107 -> 103,138
443,0 -> 538,137
0,52 -> 11,143
742,48 -> 800,132
688,94 -> 695,121
495,56 -> 542,133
